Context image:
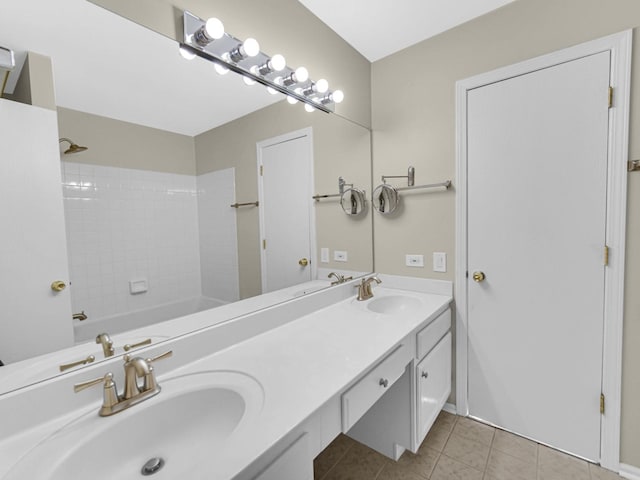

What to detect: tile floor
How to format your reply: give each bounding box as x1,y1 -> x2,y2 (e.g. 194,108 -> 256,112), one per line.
313,412 -> 623,480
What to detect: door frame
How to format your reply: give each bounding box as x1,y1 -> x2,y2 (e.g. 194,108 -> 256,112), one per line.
257,127 -> 317,291
455,31 -> 631,470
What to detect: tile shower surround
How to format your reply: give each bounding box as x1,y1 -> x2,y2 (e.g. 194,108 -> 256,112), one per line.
61,162 -> 239,324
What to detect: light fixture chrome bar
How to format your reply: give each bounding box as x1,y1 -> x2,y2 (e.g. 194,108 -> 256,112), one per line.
182,11 -> 338,114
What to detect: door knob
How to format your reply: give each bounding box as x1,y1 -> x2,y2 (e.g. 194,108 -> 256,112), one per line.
298,258 -> 309,267
472,271 -> 486,283
51,280 -> 67,292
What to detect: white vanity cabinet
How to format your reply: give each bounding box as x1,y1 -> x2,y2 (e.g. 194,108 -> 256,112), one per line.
415,331 -> 452,447
344,307 -> 452,460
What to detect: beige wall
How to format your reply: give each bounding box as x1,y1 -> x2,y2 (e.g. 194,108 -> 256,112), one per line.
57,107 -> 196,174
5,52 -> 56,110
372,0 -> 640,467
195,101 -> 373,299
88,0 -> 371,129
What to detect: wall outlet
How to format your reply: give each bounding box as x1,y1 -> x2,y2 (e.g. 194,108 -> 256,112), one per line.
320,248 -> 329,263
433,252 -> 447,272
406,254 -> 424,267
334,250 -> 348,262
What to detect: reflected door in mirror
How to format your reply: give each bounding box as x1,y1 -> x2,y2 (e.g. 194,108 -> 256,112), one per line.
259,130 -> 315,292
0,100 -> 74,363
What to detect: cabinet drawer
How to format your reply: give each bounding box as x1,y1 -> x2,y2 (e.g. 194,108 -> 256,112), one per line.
416,308 -> 451,361
341,344 -> 412,432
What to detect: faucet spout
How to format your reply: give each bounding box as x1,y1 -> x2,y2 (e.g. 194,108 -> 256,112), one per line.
356,275 -> 382,301
96,333 -> 114,358
122,355 -> 152,400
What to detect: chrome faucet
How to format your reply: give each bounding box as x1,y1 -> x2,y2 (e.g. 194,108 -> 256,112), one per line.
356,275 -> 382,301
95,332 -> 115,358
74,350 -> 172,416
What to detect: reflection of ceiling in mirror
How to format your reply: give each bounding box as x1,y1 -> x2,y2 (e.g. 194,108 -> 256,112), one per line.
0,0 -> 283,135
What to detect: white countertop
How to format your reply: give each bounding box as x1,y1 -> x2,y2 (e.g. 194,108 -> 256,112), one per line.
165,285 -> 451,479
0,277 -> 452,480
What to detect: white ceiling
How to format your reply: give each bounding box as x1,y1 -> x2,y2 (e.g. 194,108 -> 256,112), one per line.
298,0 -> 518,62
1,0 -> 517,136
0,0 -> 282,136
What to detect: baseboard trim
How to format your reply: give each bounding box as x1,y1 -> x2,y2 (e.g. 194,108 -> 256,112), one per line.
443,402 -> 457,415
620,463 -> 640,480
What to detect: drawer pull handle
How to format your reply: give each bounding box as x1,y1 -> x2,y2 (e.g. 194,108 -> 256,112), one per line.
379,378 -> 389,388
421,371 -> 429,379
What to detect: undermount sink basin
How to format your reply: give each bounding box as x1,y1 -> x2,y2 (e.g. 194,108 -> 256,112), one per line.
5,371 -> 264,480
365,295 -> 422,314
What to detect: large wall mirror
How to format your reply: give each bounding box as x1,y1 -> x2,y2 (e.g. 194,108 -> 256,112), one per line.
0,0 -> 372,394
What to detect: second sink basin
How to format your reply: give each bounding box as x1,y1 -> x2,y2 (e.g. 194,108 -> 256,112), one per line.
5,370 -> 264,480
365,295 -> 422,314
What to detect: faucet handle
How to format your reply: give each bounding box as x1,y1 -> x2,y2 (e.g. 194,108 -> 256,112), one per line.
123,338 -> 152,352
74,373 -> 110,393
74,372 -> 120,415
143,351 -> 173,392
147,350 -> 173,363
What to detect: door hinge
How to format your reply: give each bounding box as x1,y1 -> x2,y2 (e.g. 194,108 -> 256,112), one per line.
263,239 -> 266,250
608,86 -> 613,108
260,165 -> 263,176
600,393 -> 605,414
604,245 -> 609,266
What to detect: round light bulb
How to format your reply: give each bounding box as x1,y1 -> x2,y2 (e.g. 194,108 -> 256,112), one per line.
243,76 -> 256,86
267,86 -> 279,95
270,54 -> 286,72
295,67 -> 309,83
178,46 -> 196,60
332,90 -> 344,104
242,38 -> 260,57
204,18 -> 225,40
315,79 -> 329,94
305,103 -> 316,113
214,62 -> 229,75
295,66 -> 309,83
287,96 -> 298,105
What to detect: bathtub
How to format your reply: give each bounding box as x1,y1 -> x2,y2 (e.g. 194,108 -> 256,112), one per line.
74,296 -> 226,343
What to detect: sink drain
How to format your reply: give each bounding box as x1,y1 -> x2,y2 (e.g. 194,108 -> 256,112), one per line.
141,457 -> 165,476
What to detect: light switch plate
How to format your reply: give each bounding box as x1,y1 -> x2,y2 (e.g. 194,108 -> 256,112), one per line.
433,252 -> 447,272
406,254 -> 424,267
320,248 -> 329,263
334,250 -> 348,262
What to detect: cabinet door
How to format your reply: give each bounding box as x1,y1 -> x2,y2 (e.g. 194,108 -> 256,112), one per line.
0,100 -> 73,363
253,433 -> 313,480
416,332 -> 451,447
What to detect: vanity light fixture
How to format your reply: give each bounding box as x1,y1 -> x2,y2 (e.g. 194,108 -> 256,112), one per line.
257,54 -> 286,75
228,38 -> 260,63
181,11 -> 343,113
279,66 -> 309,87
193,17 -> 225,46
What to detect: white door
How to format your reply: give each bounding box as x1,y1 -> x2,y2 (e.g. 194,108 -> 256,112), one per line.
466,52 -> 610,460
0,100 -> 74,364
258,129 -> 315,293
